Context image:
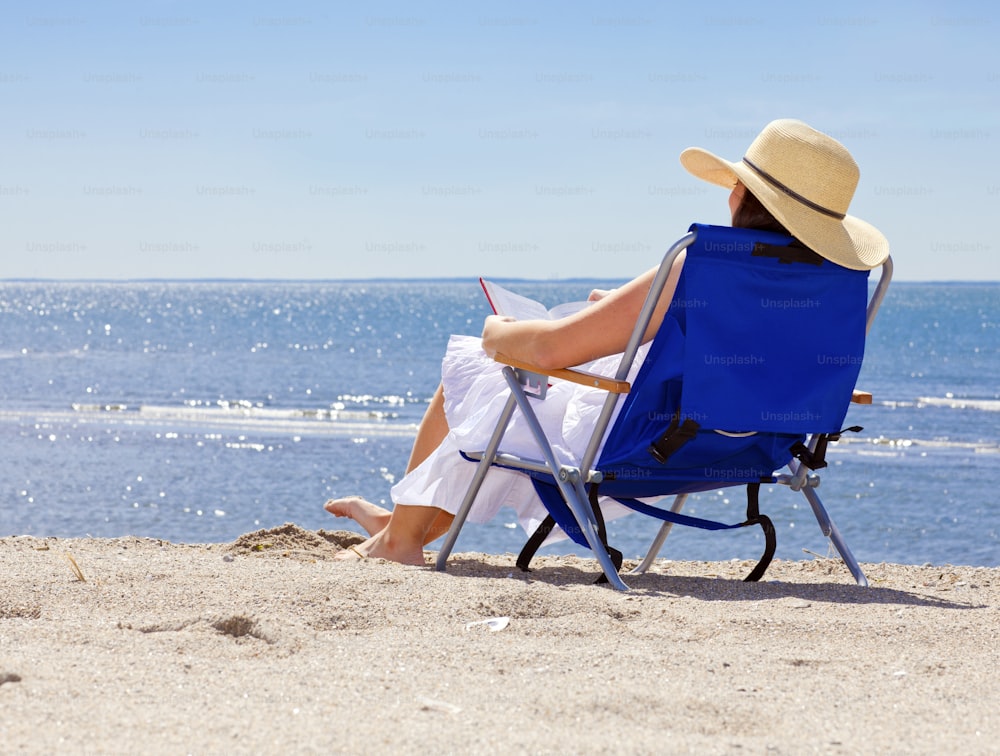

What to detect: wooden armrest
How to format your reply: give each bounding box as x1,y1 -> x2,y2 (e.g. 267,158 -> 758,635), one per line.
851,390 -> 873,405
493,352 -> 630,394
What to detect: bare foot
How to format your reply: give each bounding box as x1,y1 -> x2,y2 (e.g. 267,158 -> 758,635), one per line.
324,496 -> 392,537
333,528 -> 426,566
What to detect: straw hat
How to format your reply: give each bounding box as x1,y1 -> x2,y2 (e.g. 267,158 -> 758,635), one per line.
680,119 -> 889,270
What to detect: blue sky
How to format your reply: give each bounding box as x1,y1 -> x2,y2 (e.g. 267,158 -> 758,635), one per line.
2,0 -> 997,281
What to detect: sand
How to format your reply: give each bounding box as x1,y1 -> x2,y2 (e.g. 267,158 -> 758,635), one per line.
1,523 -> 997,754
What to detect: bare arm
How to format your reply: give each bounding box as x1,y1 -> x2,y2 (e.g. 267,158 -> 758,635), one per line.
480,252 -> 685,370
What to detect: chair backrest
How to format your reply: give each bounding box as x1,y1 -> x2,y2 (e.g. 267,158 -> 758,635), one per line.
597,223 -> 870,497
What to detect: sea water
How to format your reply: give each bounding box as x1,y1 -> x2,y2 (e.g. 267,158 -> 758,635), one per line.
0,280 -> 997,568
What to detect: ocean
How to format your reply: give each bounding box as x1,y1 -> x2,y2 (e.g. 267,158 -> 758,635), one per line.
1,280 -> 997,568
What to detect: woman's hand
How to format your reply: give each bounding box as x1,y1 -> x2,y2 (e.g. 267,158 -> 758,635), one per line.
588,288 -> 616,302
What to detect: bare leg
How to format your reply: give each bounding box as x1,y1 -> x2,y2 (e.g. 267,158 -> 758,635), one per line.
405,384 -> 449,473
333,385 -> 455,563
323,496 -> 391,536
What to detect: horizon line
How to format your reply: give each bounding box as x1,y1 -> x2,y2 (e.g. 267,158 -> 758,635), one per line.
1,276 -> 996,286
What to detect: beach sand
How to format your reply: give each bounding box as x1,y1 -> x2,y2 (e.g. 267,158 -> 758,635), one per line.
2,523 -> 997,754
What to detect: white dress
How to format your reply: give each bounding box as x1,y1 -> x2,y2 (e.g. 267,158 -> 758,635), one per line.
390,334 -> 650,538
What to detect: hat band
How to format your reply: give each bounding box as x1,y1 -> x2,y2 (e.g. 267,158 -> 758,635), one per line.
742,157 -> 846,221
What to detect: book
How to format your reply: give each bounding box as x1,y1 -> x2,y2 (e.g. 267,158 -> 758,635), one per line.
479,278 -> 589,320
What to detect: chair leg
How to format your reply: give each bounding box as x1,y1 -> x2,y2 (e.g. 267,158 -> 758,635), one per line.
562,477 -> 630,591
629,493 -> 688,575
800,485 -> 869,587
500,370 -> 630,590
434,393 -> 519,572
437,365 -> 630,590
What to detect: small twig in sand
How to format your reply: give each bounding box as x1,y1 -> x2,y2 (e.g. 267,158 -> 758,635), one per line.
65,553 -> 86,582
802,548 -> 834,561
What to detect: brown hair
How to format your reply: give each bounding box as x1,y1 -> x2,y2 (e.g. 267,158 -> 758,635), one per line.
731,185 -> 790,235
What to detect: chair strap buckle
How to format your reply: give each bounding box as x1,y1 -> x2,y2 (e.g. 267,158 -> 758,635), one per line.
648,416 -> 701,464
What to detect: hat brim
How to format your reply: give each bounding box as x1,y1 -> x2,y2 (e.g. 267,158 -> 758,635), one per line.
679,146 -> 889,270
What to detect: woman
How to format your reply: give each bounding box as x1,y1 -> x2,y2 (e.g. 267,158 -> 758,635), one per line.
324,119 -> 889,565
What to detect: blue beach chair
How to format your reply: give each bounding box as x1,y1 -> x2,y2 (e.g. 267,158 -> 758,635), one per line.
435,224 -> 893,590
